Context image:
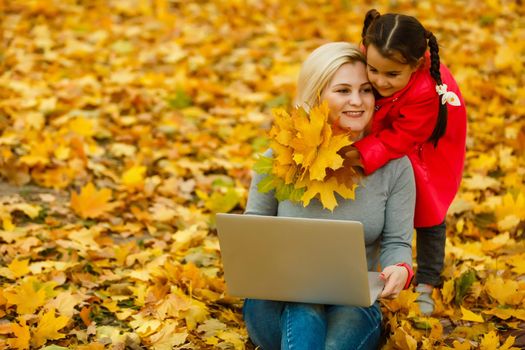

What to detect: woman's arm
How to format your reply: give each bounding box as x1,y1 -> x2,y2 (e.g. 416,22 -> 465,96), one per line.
245,151 -> 279,216
378,157 -> 416,297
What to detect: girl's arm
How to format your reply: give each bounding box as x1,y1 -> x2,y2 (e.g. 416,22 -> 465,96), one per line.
378,157 -> 416,297
354,91 -> 438,175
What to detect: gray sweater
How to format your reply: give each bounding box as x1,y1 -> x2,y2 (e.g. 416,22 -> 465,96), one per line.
245,153 -> 416,272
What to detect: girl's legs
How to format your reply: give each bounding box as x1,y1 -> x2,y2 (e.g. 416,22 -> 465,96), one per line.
415,221 -> 446,286
243,299 -> 326,350
415,221 -> 446,314
324,302 -> 382,350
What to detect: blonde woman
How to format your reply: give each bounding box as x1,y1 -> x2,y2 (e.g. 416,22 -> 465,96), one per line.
242,42 -> 416,349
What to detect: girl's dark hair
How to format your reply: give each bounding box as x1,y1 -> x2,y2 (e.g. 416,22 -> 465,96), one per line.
362,9 -> 447,147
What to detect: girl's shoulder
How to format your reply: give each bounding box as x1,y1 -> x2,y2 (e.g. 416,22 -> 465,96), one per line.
404,69 -> 436,101
407,62 -> 460,100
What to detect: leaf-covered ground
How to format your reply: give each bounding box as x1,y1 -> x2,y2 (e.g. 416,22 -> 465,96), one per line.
0,0 -> 524,349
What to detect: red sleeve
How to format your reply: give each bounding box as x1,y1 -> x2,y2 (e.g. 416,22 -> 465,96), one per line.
355,92 -> 439,175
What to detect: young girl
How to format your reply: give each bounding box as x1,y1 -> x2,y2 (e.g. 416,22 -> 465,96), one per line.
348,9 -> 467,315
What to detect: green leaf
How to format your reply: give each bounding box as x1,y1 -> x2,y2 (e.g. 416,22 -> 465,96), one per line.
205,188 -> 240,213
253,156 -> 273,175
413,318 -> 432,330
167,89 -> 192,109
455,269 -> 477,304
252,137 -> 269,152
265,94 -> 290,109
212,176 -> 235,188
41,346 -> 69,350
257,175 -> 278,193
275,183 -> 304,202
111,40 -> 134,54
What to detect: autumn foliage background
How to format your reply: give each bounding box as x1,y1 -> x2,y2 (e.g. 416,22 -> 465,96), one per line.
0,0 -> 524,349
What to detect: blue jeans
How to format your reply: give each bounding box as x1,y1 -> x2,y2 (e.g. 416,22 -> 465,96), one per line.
243,299 -> 382,350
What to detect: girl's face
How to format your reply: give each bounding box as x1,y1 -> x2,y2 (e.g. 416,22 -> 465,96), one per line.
366,44 -> 420,97
321,62 -> 375,135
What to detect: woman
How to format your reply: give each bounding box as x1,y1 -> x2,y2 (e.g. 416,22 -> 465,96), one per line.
243,42 -> 416,350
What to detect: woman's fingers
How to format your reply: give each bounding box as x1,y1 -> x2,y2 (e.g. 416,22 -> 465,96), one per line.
379,265 -> 408,298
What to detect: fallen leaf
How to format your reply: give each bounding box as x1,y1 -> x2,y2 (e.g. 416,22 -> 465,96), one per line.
31,308 -> 70,347
70,182 -> 115,218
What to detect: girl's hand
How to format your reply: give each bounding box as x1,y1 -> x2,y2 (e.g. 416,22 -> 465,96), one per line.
379,265 -> 409,299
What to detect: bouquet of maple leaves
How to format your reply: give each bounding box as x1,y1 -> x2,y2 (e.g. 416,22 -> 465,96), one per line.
254,102 -> 362,211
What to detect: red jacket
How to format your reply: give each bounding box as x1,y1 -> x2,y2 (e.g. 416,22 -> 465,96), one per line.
354,61 -> 467,227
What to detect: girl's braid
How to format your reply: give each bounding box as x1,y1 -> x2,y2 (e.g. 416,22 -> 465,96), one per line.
427,30 -> 448,145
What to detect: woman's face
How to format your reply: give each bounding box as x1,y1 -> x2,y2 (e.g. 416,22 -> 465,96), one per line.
321,62 -> 375,135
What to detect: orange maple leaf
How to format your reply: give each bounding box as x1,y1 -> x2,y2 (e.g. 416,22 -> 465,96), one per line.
70,182 -> 116,219
6,321 -> 30,350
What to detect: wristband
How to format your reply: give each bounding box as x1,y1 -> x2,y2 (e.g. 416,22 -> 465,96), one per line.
396,262 -> 414,290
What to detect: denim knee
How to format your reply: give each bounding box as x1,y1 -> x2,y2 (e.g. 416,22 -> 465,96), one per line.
325,303 -> 382,350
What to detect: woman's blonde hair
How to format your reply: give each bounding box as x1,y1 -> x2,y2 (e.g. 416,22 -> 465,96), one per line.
295,42 -> 366,111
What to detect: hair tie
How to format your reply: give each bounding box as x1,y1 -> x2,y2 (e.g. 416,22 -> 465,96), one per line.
436,84 -> 461,106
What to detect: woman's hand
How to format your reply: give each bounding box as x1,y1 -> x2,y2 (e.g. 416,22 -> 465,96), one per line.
379,265 -> 409,299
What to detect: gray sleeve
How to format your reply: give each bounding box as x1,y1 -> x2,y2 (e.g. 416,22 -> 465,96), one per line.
244,150 -> 278,216
379,158 -> 416,268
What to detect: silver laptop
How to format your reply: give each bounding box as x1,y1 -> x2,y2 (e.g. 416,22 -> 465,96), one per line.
216,213 -> 384,307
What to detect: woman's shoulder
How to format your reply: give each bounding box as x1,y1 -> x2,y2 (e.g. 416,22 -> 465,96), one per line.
376,156 -> 413,180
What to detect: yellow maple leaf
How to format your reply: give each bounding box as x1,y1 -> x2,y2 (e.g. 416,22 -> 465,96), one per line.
70,182 -> 115,219
460,306 -> 484,322
506,253 -> 525,275
69,117 -> 96,137
8,259 -> 30,279
31,308 -> 70,347
452,340 -> 472,350
484,308 -> 525,321
2,215 -> 15,231
485,276 -> 525,306
148,321 -> 188,350
384,289 -> 420,314
390,326 -> 418,350
442,279 -> 455,304
300,176 -> 357,211
6,321 -> 30,350
46,291 -> 82,318
469,153 -> 497,173
76,343 -> 105,350
4,278 -> 48,314
480,331 -> 501,350
10,203 -> 41,219
495,192 -> 525,231
263,102 -> 356,209
216,329 -> 246,349
121,165 -> 147,188
289,105 -> 327,169
308,133 -> 349,181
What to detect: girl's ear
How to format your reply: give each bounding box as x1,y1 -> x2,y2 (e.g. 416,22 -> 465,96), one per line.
415,56 -> 425,69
